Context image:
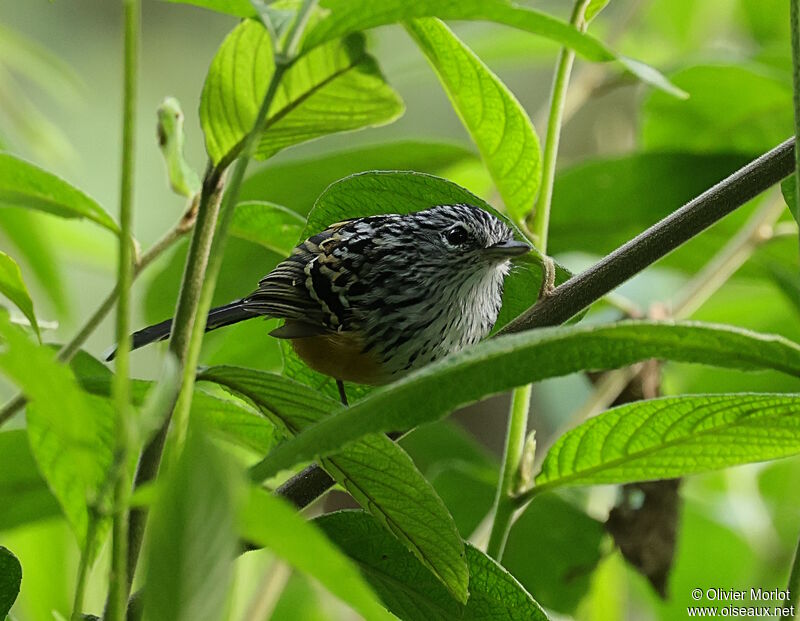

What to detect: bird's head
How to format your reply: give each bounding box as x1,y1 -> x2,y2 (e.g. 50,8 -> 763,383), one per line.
402,204 -> 531,273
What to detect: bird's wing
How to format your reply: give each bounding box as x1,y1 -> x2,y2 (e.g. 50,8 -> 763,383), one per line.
242,222 -> 357,335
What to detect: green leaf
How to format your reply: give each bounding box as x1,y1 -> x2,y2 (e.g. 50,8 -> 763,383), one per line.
157,97 -> 201,198
193,390 -> 279,455
0,23 -> 82,106
230,201 -> 305,256
0,250 -> 39,339
71,360 -> 280,459
142,428 -> 239,621
641,65 -> 793,154
241,489 -> 394,620
302,1 -> 602,60
0,153 -> 118,233
0,315 -> 114,559
249,320 -> 800,478
301,0 -> 681,96
585,0 -> 610,22
164,0 -> 256,17
535,393 -> 800,492
0,430 -> 60,531
200,20 -> 403,165
502,494 -> 604,615
286,171 -> 568,399
616,56 -> 688,100
270,573 -> 332,621
0,546 -> 21,619
0,209 -> 68,314
320,435 -> 468,602
400,421 -> 498,536
199,366 -> 470,603
239,140 -> 477,215
406,19 -> 540,222
766,261 -> 800,317
316,510 -> 550,621
781,174 -> 798,223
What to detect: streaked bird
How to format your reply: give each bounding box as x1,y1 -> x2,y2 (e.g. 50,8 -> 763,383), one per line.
109,204 -> 530,387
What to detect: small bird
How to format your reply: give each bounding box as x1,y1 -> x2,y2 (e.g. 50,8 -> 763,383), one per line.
112,204 -> 530,387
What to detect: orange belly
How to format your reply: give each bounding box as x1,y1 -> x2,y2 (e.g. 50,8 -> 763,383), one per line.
290,332 -> 388,385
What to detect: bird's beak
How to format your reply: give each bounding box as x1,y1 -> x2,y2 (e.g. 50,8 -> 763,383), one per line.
484,239 -> 532,258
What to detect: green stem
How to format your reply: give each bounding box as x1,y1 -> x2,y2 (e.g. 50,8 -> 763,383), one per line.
106,0 -> 139,618
487,383 -> 531,559
71,516 -> 98,621
168,69 -> 286,459
124,174 -> 224,589
124,0 -> 319,598
487,0 -> 590,562
526,0 -> 591,252
167,0 -> 318,459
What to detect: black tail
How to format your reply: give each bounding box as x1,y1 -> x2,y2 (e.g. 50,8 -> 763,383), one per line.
105,299 -> 257,361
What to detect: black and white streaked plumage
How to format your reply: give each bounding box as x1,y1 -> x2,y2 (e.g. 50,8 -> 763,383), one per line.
113,204 -> 530,384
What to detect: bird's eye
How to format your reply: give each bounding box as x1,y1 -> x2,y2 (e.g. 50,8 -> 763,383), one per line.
443,225 -> 469,246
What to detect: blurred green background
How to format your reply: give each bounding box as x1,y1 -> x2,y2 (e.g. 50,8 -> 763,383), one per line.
1,1 -> 799,619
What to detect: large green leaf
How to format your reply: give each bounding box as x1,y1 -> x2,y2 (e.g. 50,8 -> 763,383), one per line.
200,20 -> 403,165
0,153 -> 118,233
641,65 -> 793,154
199,366 -> 469,603
406,18 -> 540,222
767,261 -> 800,318
230,201 -> 305,256
0,546 -> 21,619
301,0 -> 682,96
0,315 -> 114,559
0,250 -> 39,339
142,429 -> 238,621
287,171 -> 569,398
249,321 -> 800,478
534,393 -> 800,492
239,141 -> 477,214
316,510 -> 550,621
241,489 -> 395,620
0,430 -> 60,531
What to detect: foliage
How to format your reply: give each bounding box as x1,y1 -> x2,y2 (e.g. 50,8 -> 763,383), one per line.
0,1 -> 798,620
